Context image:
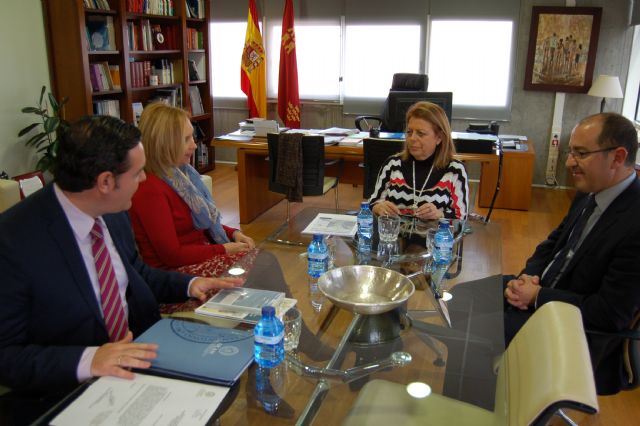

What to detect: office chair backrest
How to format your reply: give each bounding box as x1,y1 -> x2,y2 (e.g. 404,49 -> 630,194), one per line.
380,73 -> 428,132
493,302 -> 598,426
390,73 -> 428,91
363,138 -> 405,199
267,133 -> 327,197
622,311 -> 640,390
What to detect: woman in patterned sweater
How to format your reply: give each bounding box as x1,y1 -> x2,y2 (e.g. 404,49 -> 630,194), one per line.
369,101 -> 468,220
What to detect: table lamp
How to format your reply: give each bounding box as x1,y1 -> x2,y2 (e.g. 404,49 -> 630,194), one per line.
587,75 -> 623,113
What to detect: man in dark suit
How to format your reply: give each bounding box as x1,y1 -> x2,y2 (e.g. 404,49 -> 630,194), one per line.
0,116 -> 242,397
504,112 -> 640,395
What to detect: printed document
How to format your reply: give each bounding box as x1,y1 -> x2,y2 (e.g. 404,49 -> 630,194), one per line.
301,213 -> 358,237
51,374 -> 229,426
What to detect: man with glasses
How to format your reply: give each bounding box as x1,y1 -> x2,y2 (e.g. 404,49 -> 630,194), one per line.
504,112 -> 640,395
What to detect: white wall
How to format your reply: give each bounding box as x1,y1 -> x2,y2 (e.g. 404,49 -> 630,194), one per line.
0,1 -> 51,177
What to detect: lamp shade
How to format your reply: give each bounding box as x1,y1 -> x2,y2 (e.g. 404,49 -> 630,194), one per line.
587,75 -> 623,98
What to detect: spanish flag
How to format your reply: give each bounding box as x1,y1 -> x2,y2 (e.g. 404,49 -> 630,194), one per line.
277,0 -> 301,128
240,0 -> 267,118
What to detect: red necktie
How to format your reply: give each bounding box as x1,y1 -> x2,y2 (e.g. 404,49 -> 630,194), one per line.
90,221 -> 129,342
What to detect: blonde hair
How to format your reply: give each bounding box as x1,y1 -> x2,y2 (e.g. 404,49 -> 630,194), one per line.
138,102 -> 191,176
400,101 -> 455,169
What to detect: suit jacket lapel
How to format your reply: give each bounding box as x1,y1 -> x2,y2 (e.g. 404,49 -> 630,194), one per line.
561,178 -> 639,279
42,185 -> 104,324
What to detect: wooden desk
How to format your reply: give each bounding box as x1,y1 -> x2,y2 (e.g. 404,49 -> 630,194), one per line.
213,138 -> 503,224
478,141 -> 535,210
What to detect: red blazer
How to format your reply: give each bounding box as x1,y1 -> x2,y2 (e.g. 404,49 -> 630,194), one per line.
129,174 -> 236,269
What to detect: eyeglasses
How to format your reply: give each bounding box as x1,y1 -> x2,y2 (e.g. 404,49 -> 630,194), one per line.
565,147 -> 617,160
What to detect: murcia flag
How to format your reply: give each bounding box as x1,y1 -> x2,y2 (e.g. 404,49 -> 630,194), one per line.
241,0 -> 266,118
277,0 -> 300,128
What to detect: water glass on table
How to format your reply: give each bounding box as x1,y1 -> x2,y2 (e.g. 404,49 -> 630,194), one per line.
282,307 -> 302,352
378,215 -> 400,242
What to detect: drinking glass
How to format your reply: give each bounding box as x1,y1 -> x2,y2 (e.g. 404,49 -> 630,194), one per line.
378,215 -> 401,242
282,307 -> 302,352
426,228 -> 437,253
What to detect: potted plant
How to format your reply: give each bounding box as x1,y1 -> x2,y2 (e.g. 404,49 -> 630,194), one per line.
18,86 -> 69,173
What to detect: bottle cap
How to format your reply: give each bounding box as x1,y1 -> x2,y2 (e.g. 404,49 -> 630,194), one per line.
261,305 -> 275,316
438,218 -> 449,228
361,201 -> 369,208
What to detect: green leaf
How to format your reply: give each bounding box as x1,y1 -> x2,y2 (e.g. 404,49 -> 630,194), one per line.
18,123 -> 40,137
25,132 -> 47,147
38,86 -> 46,106
21,107 -> 42,114
44,116 -> 60,133
48,93 -> 59,112
36,156 -> 51,173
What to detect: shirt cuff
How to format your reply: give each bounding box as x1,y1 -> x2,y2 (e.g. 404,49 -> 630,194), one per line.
187,277 -> 198,298
77,346 -> 99,382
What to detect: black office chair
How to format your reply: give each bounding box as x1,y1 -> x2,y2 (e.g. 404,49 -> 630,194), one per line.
355,73 -> 428,133
586,312 -> 640,391
362,138 -> 405,199
266,133 -> 343,245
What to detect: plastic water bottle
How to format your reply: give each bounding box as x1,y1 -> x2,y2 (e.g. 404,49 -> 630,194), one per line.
308,234 -> 328,312
357,201 -> 373,254
433,218 -> 454,267
254,306 -> 285,368
255,364 -> 286,414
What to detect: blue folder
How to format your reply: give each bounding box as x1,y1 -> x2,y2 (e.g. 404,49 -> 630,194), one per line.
134,319 -> 254,386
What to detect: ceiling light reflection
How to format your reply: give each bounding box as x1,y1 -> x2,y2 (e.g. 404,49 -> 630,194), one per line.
406,382 -> 431,398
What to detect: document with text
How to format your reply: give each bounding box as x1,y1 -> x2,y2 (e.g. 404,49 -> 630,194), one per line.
51,374 -> 229,426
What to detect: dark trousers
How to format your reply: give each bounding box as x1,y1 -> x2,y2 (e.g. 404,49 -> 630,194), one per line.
502,274 -> 534,347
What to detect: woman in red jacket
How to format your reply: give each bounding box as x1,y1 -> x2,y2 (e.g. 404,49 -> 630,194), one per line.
130,102 -> 255,277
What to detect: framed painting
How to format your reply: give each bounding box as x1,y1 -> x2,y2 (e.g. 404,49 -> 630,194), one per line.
524,6 -> 602,93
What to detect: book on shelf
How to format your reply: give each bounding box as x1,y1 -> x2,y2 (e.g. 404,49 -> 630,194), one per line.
188,59 -> 201,81
189,86 -> 204,115
85,16 -> 115,51
84,0 -> 110,11
132,102 -> 144,126
88,62 -> 114,92
93,100 -> 120,118
126,0 -> 174,16
134,319 -> 254,386
108,64 -> 121,90
196,297 -> 297,324
186,0 -> 205,19
153,86 -> 182,108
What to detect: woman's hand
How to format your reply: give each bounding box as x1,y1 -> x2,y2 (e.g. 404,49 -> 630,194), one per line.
233,231 -> 255,249
223,242 -> 251,254
189,276 -> 244,301
372,201 -> 400,217
414,202 -> 443,220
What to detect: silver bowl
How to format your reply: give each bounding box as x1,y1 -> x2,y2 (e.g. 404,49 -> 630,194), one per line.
318,265 -> 415,315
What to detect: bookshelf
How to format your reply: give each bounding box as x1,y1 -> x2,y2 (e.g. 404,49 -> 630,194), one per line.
43,0 -> 215,173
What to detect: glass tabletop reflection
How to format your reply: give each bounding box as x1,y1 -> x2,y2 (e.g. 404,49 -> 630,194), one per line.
214,207 -> 504,425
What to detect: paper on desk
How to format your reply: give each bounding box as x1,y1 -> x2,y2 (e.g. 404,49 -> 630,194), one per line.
498,134 -> 527,141
18,176 -> 43,197
301,213 -> 358,237
50,374 -> 229,426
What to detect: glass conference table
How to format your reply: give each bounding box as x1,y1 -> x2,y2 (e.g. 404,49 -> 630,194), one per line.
35,208 -> 504,425
210,208 -> 504,425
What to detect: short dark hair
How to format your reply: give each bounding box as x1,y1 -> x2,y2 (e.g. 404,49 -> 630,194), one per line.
53,116 -> 141,192
583,113 -> 639,167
